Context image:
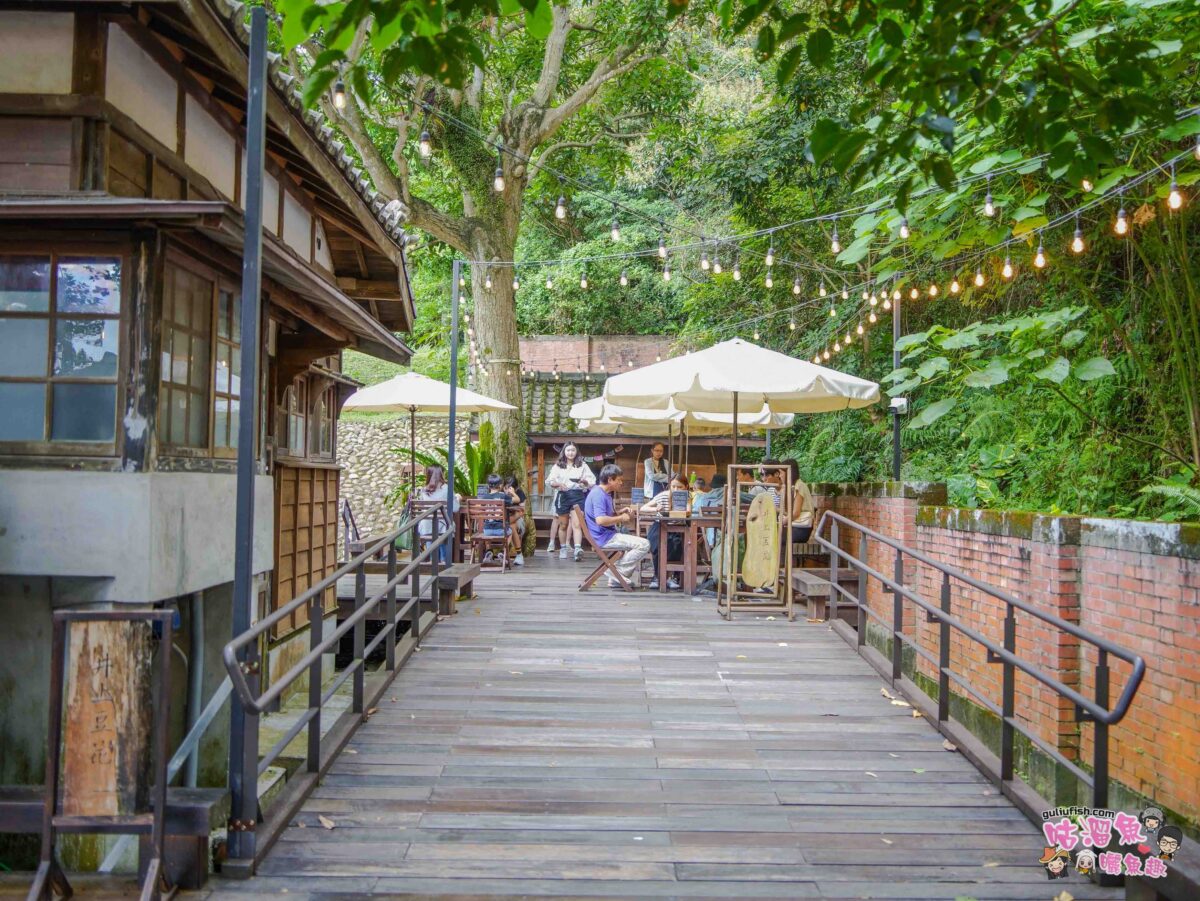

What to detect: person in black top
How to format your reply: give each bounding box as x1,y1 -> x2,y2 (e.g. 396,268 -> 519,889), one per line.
503,475 -> 527,565
479,474 -> 513,536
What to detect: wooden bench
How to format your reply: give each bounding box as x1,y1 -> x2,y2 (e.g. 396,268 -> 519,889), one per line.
792,567 -> 862,624
0,785 -> 227,889
435,562 -> 480,615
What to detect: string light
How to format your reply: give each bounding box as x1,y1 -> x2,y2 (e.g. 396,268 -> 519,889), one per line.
1002,254 -> 1014,279
819,283 -> 827,297
869,311 -> 878,323
700,249 -> 710,271
580,269 -> 588,289
493,151 -> 505,192
983,177 -> 995,217
830,221 -> 841,255
333,79 -> 346,109
765,272 -> 773,289
1114,203 -> 1129,236
822,349 -> 830,361
419,130 -> 432,158
909,286 -> 919,300
857,322 -> 865,335
950,278 -> 961,294
975,267 -> 985,287
545,275 -> 554,289
732,255 -> 741,281
828,303 -> 836,318
512,275 -> 520,290
663,261 -> 672,282
713,251 -> 723,274
1071,214 -> 1085,254
658,236 -> 667,258
813,354 -> 821,364
753,329 -> 760,340
882,296 -> 891,311
1195,135 -> 1200,161
834,340 -> 841,353
869,292 -> 878,307
841,289 -> 849,300
1168,163 -> 1183,210
484,268 -> 492,290
611,217 -> 621,242
928,282 -> 939,297
555,195 -> 567,219
458,274 -> 465,288
792,273 -> 802,295
899,216 -> 910,240
1034,234 -> 1047,269
789,317 -> 796,331
845,331 -> 852,344
619,270 -> 628,287
766,243 -> 775,267
892,287 -> 901,302
1081,178 -> 1094,192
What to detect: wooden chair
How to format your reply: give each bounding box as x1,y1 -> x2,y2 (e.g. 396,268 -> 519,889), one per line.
409,498 -> 451,562
570,506 -> 633,592
466,499 -> 509,571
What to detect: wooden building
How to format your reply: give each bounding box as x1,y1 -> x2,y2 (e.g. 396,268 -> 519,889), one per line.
0,0 -> 413,810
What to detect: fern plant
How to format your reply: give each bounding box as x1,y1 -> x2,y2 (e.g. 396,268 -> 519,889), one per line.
385,439 -> 496,509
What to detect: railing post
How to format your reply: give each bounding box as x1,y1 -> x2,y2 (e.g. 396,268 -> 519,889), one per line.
1000,606 -> 1016,782
431,508 -> 442,604
353,559 -> 365,715
937,572 -> 951,724
307,593 -> 322,772
1093,649 -> 1110,809
892,548 -> 904,683
828,520 -> 840,623
385,543 -> 397,672
411,541 -> 422,647
855,534 -> 867,648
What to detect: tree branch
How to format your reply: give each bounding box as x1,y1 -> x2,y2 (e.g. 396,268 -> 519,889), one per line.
532,5 -> 573,108
536,48 -> 656,146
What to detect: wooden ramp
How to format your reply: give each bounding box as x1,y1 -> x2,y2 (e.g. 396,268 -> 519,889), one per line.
208,556 -> 1122,900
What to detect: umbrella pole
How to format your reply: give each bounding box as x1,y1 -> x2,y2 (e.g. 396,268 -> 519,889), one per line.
732,391 -> 739,464
410,406 -> 418,502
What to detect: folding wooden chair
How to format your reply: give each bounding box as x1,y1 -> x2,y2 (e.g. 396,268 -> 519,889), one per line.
571,506 -> 633,592
409,499 -> 450,562
466,499 -> 509,571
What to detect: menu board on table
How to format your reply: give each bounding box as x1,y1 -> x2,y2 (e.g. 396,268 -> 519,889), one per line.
669,489 -> 690,518
630,488 -> 645,506
476,484 -> 489,498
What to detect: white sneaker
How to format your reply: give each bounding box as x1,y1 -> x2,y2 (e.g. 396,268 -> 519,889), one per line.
647,579 -> 660,590
668,577 -> 681,590
559,547 -> 569,559
573,547 -> 583,562
513,554 -> 524,566
546,541 -> 557,553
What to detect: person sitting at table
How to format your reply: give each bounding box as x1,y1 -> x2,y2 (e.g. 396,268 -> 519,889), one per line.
503,475 -> 527,566
689,475 -> 707,508
785,459 -> 816,543
643,442 -> 671,497
414,464 -> 457,564
639,473 -> 690,590
478,473 -> 517,566
583,464 -> 650,588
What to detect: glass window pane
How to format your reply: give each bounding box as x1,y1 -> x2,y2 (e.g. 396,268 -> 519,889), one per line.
229,397 -> 239,448
213,397 -> 228,448
171,330 -> 189,385
215,343 -> 230,394
188,391 -> 207,446
56,259 -> 121,314
231,292 -> 242,343
190,335 -> 209,390
0,382 -> 46,440
170,387 -> 187,445
51,383 -> 115,442
55,318 -> 118,378
229,346 -> 241,396
0,317 -> 49,376
217,290 -> 231,339
0,256 -> 51,312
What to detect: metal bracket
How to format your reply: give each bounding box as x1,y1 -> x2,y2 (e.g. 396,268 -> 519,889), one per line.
925,609 -> 941,624
986,648 -> 1004,664
227,818 -> 257,833
1074,704 -> 1096,723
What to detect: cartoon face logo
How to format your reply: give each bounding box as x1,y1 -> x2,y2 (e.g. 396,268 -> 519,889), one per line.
1040,847 -> 1071,879
1075,849 -> 1096,875
1140,806 -> 1165,834
1157,825 -> 1183,861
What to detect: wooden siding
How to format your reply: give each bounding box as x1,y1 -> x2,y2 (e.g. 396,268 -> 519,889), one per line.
0,118 -> 73,192
273,463 -> 339,638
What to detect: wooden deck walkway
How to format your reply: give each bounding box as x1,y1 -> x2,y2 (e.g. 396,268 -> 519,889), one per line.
207,556 -> 1122,900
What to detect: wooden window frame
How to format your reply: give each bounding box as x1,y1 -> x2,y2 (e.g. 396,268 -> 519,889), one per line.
0,245 -> 128,456
212,285 -> 242,459
312,382 -> 335,461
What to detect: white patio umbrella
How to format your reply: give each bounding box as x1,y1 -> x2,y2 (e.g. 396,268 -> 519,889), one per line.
601,337 -> 879,459
342,371 -> 516,497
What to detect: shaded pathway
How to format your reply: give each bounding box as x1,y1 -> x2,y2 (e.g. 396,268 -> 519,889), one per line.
209,557 -> 1120,899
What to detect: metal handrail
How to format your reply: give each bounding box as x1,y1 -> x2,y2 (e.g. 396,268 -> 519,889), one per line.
220,503 -> 451,870
812,509 -> 1145,810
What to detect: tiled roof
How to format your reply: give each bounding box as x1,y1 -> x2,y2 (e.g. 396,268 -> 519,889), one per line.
523,373 -> 605,434
212,0 -> 406,248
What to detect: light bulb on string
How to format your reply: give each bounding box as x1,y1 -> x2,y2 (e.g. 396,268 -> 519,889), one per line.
658,236 -> 667,258
700,249 -> 710,271
950,278 -> 961,295
484,269 -> 492,290
656,354 -> 662,362
619,270 -> 628,287
1081,178 -> 1094,193
869,311 -> 878,323
580,269 -> 588,289
419,130 -> 432,158
611,218 -> 621,242
857,322 -> 864,335
458,274 -> 466,288
732,256 -> 741,281
841,288 -> 849,300
765,272 -> 773,289
1114,204 -> 1128,236
819,283 -> 827,297
766,243 -> 775,267
793,274 -> 802,295
546,275 -> 554,289
493,151 -> 505,192
333,79 -> 347,109
822,349 -> 830,361
899,216 -> 910,240
892,287 -> 901,302
862,289 -> 869,301
1195,135 -> 1200,161
713,250 -> 723,274
909,286 -> 919,300
983,177 -> 995,217
1168,163 -> 1183,210
1034,234 -> 1047,269
512,275 -> 520,290
1071,213 -> 1085,254
830,221 -> 841,255
928,283 -> 938,297
834,340 -> 841,353
1002,254 -> 1014,279
845,332 -> 852,345
813,354 -> 821,364
882,297 -> 892,311
974,267 -> 985,287
869,292 -> 878,306
789,318 -> 796,331
753,329 -> 760,341
555,195 -> 567,219
663,262 -> 672,282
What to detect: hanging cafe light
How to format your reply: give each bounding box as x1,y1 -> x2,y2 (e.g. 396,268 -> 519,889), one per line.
658,236 -> 667,258
983,176 -> 995,217
899,216 -> 911,240
950,277 -> 961,295
1034,233 -> 1047,269
555,195 -> 568,219
713,249 -> 723,274
580,268 -> 589,289
493,150 -> 505,192
766,242 -> 775,267
1168,163 -> 1184,210
1114,189 -> 1129,236
830,219 -> 841,255
765,270 -> 774,289
620,269 -> 629,287
975,267 -> 985,287
792,272 -> 802,295
700,248 -> 710,271
732,254 -> 741,281
419,130 -> 432,158
1072,213 -> 1086,254
611,216 -> 621,242
484,267 -> 492,290
545,274 -> 554,289
332,79 -> 347,109
1002,254 -> 1014,279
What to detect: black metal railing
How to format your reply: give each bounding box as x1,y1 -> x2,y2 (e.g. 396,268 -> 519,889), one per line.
813,510 -> 1145,813
220,504 -> 451,873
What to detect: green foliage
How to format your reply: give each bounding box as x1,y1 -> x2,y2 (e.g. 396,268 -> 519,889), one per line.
385,437 -> 495,508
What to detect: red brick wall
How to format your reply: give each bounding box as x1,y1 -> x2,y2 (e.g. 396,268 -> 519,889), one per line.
519,335 -> 673,373
809,487 -> 1200,825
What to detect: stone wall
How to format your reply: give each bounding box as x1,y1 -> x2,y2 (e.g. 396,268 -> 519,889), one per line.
808,483 -> 1200,829
337,416 -> 465,538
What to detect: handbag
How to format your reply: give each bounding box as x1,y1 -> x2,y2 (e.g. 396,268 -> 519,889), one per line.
393,505 -> 414,551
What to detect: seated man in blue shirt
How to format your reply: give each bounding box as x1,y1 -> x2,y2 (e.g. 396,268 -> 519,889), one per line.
583,464 -> 650,588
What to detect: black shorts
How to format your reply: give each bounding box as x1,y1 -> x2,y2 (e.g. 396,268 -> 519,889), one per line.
792,525 -> 813,543
556,489 -> 587,515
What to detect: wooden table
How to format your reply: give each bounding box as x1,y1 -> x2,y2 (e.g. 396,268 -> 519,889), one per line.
654,514 -> 721,594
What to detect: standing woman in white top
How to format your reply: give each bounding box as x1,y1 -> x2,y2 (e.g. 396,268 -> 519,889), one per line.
643,441 -> 670,497
546,442 -> 595,561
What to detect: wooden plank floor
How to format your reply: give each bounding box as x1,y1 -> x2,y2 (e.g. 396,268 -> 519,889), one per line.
207,555 -> 1121,900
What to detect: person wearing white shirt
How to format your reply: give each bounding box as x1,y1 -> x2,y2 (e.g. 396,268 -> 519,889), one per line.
643,442 -> 670,497
545,442 -> 596,561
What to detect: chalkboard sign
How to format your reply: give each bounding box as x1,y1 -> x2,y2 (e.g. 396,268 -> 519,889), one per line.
476,484 -> 489,498
670,489 -> 690,517
630,488 -> 645,506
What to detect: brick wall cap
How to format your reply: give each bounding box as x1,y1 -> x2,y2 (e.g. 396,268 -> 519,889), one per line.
916,506 -> 1082,544
810,481 -> 947,503
1081,517 -> 1200,560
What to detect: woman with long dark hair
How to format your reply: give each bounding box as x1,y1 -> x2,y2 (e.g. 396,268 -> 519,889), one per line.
415,464 -> 456,563
546,442 -> 595,561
